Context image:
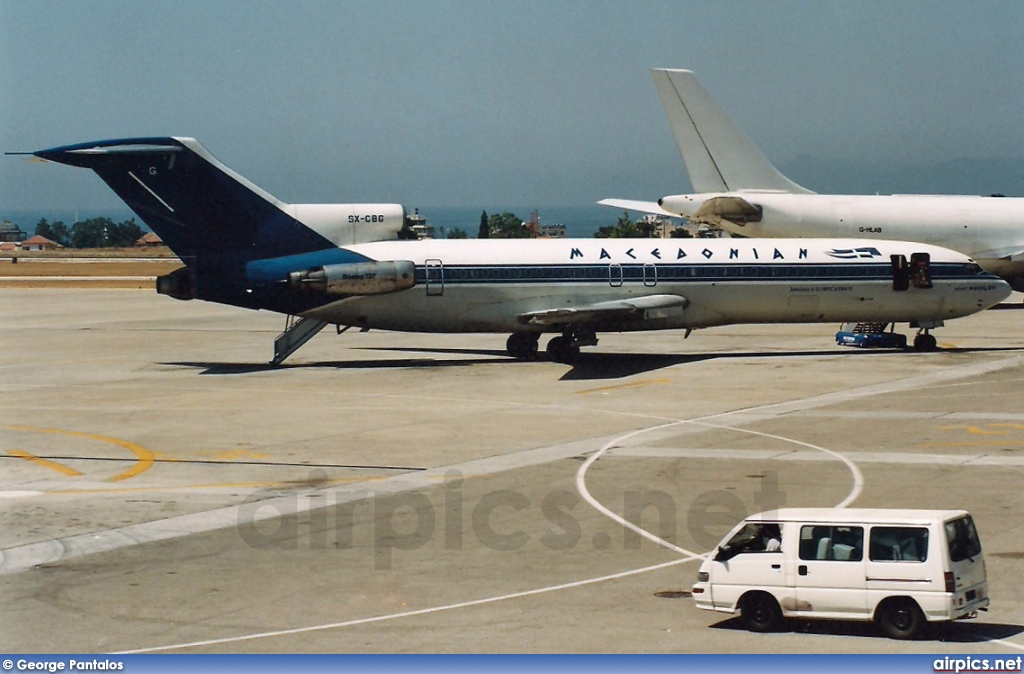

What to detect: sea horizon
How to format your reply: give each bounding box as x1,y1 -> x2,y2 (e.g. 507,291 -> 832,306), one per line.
2,204 -> 632,240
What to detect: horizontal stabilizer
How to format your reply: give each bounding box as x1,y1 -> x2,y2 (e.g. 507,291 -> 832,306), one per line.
597,199 -> 678,217
519,294 -> 688,326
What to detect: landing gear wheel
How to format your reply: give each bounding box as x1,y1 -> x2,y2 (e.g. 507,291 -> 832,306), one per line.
913,333 -> 937,352
506,331 -> 539,360
740,592 -> 783,633
545,336 -> 580,364
875,597 -> 925,639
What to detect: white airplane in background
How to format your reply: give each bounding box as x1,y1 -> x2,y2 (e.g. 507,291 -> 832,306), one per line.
25,137 -> 1009,363
601,68 -> 1024,294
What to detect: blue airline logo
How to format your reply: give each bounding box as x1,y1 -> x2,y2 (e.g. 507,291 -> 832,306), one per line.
826,247 -> 882,260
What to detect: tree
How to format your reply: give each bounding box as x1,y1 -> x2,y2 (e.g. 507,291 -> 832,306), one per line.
446,228 -> 468,239
108,218 -> 142,247
594,212 -> 665,238
477,210 -> 489,239
488,212 -> 530,238
51,220 -> 70,246
67,217 -> 142,248
71,217 -> 112,248
35,218 -> 51,238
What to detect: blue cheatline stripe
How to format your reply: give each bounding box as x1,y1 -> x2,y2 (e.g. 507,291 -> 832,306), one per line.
413,262 -> 987,285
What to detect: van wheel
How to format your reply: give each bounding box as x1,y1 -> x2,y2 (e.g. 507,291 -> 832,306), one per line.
740,592 -> 783,632
876,598 -> 925,639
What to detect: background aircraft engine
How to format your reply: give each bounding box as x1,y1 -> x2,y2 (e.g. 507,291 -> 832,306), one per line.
288,260 -> 416,295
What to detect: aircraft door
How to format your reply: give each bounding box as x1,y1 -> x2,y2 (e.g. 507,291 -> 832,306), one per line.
609,263 -> 623,287
643,263 -> 657,287
425,259 -> 443,296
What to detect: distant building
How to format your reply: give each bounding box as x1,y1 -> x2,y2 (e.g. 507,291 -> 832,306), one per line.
406,209 -> 435,240
0,221 -> 27,243
135,232 -> 164,247
20,235 -> 63,251
525,210 -> 567,238
538,224 -> 566,238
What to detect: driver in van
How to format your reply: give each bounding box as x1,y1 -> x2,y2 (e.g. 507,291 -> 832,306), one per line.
760,523 -> 782,552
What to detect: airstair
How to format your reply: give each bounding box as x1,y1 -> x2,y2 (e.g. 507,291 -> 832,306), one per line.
271,315 -> 328,365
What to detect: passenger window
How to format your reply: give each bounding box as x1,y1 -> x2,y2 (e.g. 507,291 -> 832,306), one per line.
870,526 -> 929,562
799,525 -> 863,561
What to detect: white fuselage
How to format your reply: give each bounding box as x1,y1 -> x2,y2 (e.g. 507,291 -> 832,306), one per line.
294,237 -> 1010,334
657,195 -> 1024,292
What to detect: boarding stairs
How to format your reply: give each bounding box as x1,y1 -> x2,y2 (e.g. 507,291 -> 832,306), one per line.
271,315 -> 328,365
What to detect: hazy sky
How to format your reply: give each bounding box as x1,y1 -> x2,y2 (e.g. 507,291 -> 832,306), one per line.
4,0 -> 1024,213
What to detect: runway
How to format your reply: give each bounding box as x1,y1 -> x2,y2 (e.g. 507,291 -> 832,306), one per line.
1,288 -> 1023,653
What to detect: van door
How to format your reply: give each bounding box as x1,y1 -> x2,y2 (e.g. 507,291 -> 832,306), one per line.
708,522 -> 786,610
944,515 -> 986,595
789,524 -> 868,617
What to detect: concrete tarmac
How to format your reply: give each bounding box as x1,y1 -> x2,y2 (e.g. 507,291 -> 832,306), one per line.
1,288 -> 1023,653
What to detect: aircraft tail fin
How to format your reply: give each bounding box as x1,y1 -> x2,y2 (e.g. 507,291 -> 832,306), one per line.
33,137 -> 335,267
651,69 -> 813,194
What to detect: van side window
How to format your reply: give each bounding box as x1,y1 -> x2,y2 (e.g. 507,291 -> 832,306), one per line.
870,526 -> 929,562
945,515 -> 983,562
799,525 -> 863,561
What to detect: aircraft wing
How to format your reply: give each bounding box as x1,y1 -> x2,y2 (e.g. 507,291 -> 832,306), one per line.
597,199 -> 678,218
968,245 -> 1024,261
518,294 -> 688,326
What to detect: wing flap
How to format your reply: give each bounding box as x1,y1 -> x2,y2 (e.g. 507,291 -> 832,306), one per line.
518,294 -> 688,326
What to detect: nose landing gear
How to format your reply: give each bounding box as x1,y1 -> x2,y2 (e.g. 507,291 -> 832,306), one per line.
913,329 -> 938,352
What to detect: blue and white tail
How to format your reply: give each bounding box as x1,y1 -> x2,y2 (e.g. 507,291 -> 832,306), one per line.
651,69 -> 814,195
34,137 -> 336,268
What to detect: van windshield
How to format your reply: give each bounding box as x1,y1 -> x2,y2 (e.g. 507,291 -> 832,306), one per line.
945,515 -> 982,562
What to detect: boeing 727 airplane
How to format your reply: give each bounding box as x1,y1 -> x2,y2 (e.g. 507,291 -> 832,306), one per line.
601,68 -> 1024,293
28,137 -> 1010,363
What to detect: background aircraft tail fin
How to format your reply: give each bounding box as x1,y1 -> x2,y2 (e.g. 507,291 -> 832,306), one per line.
34,137 -> 335,267
651,69 -> 813,194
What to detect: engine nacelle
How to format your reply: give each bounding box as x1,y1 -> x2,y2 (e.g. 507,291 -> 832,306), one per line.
288,260 -> 416,295
156,266 -> 196,300
290,204 -> 407,245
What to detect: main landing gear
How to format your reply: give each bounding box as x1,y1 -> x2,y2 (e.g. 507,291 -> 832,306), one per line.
506,325 -> 597,364
913,329 -> 938,352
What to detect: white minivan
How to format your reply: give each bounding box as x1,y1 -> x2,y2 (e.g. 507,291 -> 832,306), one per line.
692,508 -> 988,639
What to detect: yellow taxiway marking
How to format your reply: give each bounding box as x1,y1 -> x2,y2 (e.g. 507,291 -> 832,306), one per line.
938,423 -> 1024,435
7,449 -> 83,476
2,425 -> 155,482
916,440 -> 1024,448
575,379 -> 671,395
